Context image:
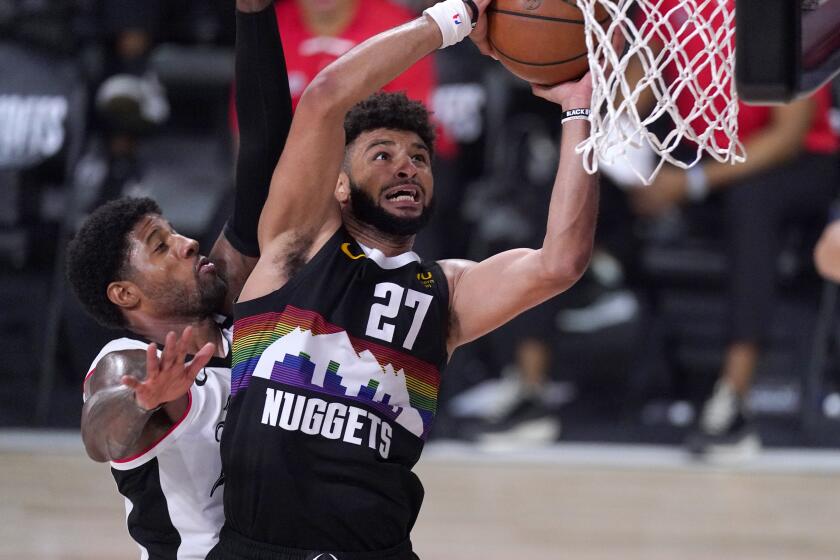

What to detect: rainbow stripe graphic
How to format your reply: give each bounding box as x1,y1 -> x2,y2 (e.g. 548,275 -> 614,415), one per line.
232,306 -> 440,439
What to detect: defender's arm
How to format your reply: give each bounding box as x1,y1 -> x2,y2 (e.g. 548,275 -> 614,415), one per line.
209,0 -> 294,315
82,350 -> 172,462
81,330 -> 214,462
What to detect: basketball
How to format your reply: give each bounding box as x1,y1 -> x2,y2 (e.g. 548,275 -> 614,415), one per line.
487,0 -> 607,85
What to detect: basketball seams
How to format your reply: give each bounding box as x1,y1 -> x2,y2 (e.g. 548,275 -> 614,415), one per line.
490,37 -> 589,67
488,8 -> 611,26
488,7 -> 586,24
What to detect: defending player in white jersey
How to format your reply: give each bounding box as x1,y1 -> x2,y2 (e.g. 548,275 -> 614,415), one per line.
66,1 -> 292,558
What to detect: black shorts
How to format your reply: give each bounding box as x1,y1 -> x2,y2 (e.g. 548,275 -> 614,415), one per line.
207,526 -> 419,560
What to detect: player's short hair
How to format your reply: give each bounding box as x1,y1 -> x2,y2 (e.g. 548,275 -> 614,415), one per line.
66,197 -> 162,329
344,92 -> 436,157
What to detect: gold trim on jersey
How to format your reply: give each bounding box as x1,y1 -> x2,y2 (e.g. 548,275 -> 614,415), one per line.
341,243 -> 366,261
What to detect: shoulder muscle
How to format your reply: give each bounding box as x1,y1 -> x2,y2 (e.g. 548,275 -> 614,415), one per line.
85,350 -> 148,400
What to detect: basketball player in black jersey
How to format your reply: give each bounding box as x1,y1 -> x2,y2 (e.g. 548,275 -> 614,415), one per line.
213,1 -> 599,559
65,1 -> 293,557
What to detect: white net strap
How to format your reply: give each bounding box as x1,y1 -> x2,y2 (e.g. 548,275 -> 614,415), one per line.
575,0 -> 746,186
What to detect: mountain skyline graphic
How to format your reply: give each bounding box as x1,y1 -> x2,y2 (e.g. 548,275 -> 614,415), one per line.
251,327 -> 425,437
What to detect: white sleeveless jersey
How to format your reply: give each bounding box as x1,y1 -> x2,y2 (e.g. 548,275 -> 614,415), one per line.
84,326 -> 231,560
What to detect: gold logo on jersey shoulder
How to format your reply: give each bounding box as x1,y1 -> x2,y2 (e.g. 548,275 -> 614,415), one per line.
341,243 -> 366,260
417,271 -> 435,289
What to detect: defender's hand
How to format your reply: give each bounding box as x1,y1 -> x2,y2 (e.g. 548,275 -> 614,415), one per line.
121,326 -> 216,412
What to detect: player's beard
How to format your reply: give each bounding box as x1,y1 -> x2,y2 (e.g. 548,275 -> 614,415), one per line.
142,269 -> 227,320
348,179 -> 436,237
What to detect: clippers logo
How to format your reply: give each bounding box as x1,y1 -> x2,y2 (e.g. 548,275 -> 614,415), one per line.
523,0 -> 542,9
452,12 -> 463,25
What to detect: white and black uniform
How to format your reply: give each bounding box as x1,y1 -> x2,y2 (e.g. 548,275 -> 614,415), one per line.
83,323 -> 232,560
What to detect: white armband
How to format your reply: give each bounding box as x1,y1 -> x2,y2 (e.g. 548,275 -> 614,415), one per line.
424,0 -> 473,49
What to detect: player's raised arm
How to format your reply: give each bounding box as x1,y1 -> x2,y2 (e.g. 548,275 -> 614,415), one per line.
254,0 -> 489,258
207,0 -> 294,315
442,75 -> 599,352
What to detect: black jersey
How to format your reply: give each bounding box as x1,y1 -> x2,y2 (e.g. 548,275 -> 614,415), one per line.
223,227 -> 450,553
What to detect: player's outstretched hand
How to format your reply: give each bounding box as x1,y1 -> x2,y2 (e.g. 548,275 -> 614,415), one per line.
531,72 -> 594,111
467,0 -> 498,59
121,326 -> 216,412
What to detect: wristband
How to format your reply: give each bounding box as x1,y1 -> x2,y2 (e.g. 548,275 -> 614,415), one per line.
424,0 -> 473,49
685,165 -> 709,201
463,0 -> 479,28
561,108 -> 591,124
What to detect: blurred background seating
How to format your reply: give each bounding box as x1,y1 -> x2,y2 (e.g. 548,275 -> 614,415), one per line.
3,0 -> 840,463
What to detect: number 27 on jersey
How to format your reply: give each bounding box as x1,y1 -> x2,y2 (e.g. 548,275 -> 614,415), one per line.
365,282 -> 432,351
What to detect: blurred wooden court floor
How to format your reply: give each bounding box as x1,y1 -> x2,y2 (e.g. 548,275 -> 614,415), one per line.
3,431 -> 840,560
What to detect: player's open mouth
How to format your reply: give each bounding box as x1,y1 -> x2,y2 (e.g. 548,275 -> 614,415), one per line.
383,184 -> 421,204
198,256 -> 216,274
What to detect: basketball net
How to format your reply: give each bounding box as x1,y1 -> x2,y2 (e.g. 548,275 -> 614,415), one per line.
575,0 -> 746,186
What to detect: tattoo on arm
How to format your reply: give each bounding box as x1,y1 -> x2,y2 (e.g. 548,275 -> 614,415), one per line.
81,351 -> 168,463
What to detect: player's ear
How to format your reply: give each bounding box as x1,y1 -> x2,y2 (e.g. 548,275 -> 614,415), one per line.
335,171 -> 350,204
107,280 -> 141,310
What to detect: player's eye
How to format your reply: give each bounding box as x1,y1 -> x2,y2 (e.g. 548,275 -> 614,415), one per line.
412,154 -> 428,164
155,242 -> 168,253
373,152 -> 389,161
